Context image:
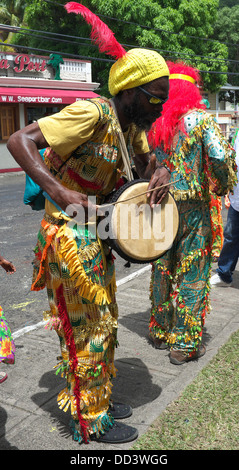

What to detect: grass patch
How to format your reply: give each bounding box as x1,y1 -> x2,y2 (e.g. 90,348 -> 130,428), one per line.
132,330 -> 239,450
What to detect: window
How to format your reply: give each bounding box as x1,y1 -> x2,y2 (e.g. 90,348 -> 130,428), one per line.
0,105 -> 18,141
25,105 -> 63,124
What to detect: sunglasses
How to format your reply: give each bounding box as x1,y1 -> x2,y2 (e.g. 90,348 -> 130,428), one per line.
138,86 -> 168,105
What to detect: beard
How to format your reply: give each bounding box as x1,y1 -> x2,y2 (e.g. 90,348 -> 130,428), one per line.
123,91 -> 162,131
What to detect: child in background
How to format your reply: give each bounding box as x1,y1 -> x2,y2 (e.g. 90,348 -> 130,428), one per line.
0,254 -> 16,383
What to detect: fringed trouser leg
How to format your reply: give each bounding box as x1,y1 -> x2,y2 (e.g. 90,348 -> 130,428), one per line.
32,217 -> 118,443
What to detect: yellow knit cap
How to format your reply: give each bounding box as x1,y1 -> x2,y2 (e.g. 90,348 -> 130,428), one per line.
108,48 -> 169,96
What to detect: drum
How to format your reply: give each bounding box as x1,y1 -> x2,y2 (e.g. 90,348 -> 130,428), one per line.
98,179 -> 179,263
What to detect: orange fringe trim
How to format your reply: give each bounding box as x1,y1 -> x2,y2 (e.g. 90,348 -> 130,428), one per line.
31,219 -> 59,291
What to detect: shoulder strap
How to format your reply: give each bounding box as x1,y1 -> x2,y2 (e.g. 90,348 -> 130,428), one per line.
109,99 -> 134,182
90,97 -> 134,182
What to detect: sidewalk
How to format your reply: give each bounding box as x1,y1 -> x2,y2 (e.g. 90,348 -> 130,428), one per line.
0,263 -> 239,451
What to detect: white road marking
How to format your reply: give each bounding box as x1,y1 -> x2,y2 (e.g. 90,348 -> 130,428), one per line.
116,264 -> 151,286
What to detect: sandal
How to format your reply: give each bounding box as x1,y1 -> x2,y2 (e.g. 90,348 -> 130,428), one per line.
93,421 -> 138,444
108,402 -> 132,419
0,371 -> 8,383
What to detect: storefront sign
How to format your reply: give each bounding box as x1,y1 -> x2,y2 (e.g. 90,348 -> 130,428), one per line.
0,54 -> 47,73
0,94 -> 63,104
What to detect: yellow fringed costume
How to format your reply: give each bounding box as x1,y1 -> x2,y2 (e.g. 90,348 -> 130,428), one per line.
31,97 -> 149,442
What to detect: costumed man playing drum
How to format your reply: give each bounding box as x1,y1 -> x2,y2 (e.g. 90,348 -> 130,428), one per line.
148,61 -> 237,365
7,3 -> 171,444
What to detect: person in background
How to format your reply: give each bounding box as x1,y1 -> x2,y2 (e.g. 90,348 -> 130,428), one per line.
147,61 -> 237,365
0,254 -> 16,383
211,128 -> 239,287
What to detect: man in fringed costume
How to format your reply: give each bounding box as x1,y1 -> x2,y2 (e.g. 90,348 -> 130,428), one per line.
7,3 -> 171,444
148,62 -> 237,365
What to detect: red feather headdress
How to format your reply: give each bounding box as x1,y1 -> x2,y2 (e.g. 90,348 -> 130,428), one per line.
65,2 -> 126,60
148,61 -> 205,151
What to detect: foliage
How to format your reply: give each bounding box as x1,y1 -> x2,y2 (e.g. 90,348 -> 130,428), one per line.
0,0 -> 27,50
219,0 -> 238,7
3,0 -> 231,95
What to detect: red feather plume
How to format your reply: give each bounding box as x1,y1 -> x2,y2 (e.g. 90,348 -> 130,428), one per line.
65,2 -> 126,60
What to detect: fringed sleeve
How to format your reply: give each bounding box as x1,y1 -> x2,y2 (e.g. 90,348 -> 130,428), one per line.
201,114 -> 237,196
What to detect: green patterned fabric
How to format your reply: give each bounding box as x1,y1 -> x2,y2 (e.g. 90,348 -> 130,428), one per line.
150,200 -> 211,353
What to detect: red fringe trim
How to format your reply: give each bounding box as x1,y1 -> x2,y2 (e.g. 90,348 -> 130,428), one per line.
56,283 -> 89,443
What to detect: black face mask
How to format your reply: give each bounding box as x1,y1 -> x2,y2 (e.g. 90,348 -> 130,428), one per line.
123,90 -> 162,131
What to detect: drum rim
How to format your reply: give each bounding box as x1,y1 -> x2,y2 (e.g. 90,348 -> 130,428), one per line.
103,179 -> 179,264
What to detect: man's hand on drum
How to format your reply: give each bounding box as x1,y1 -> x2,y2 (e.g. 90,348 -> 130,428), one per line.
147,165 -> 171,206
55,186 -> 98,223
133,151 -> 171,207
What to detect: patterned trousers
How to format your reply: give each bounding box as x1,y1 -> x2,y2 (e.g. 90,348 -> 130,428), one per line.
32,216 -> 117,443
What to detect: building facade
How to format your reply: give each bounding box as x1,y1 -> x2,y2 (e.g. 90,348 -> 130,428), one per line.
0,51 -> 99,171
203,85 -> 239,141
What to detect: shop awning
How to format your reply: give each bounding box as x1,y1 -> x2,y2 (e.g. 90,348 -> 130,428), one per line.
0,87 -> 99,104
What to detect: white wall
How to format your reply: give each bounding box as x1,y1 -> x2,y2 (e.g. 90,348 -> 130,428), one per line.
0,104 -> 24,170
0,143 -> 20,170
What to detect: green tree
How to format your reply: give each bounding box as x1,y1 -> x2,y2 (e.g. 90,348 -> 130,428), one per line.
10,0 -> 229,95
219,0 -> 238,7
0,0 -> 27,50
